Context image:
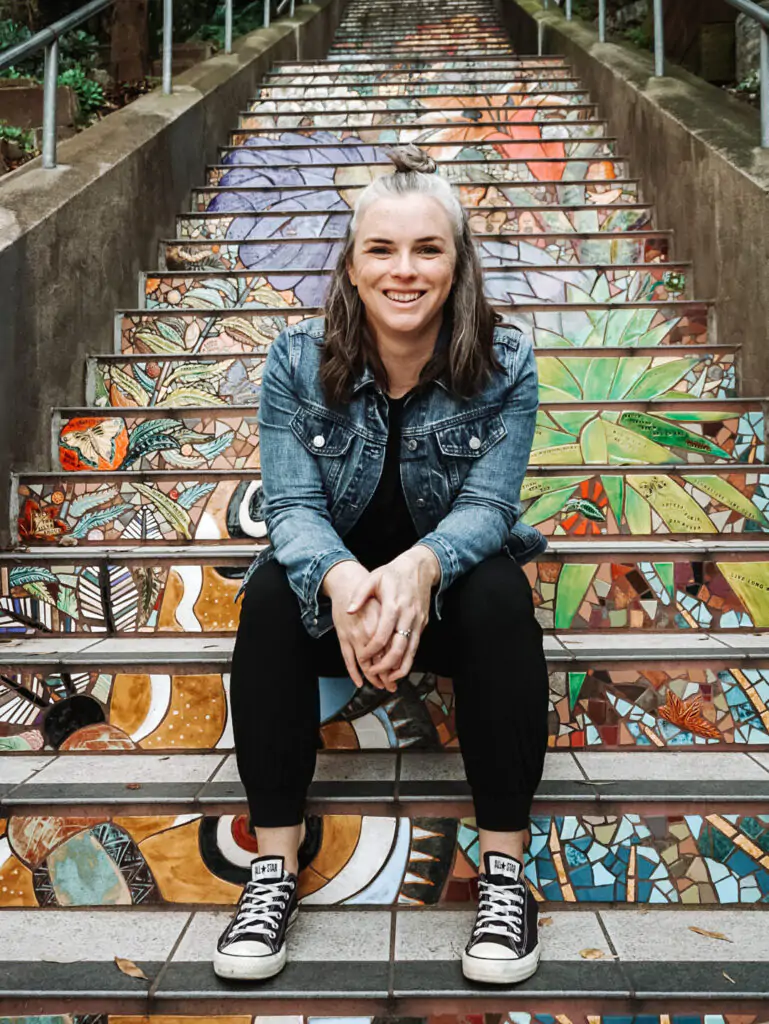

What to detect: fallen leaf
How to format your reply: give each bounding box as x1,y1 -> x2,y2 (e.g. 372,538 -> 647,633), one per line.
723,970 -> 736,984
539,916 -> 553,927
688,926 -> 732,943
125,783 -> 142,790
115,957 -> 148,980
580,948 -> 606,960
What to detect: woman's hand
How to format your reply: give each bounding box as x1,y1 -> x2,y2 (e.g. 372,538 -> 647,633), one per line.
323,560 -> 393,691
348,546 -> 441,686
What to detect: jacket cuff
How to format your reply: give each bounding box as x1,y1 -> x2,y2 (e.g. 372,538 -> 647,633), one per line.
304,549 -> 359,623
414,537 -> 458,620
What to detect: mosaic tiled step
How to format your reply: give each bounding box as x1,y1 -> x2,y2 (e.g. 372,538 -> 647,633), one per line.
219,138 -> 614,166
262,71 -> 580,88
120,304 -> 709,357
238,103 -> 600,126
15,467 -> 769,547
52,400 -> 760,474
1,911 -> 766,1012
3,635 -> 769,751
5,537 -> 769,634
255,78 -> 584,99
193,178 -> 642,212
268,58 -> 572,75
175,205 -> 650,242
246,93 -> 590,114
87,346 -> 735,408
207,156 -> 632,187
230,121 -> 610,148
159,235 -> 668,280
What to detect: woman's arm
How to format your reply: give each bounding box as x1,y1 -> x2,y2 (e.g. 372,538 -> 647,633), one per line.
259,327 -> 358,623
416,333 -> 539,613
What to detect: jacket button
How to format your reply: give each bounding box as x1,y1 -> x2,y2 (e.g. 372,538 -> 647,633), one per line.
407,439 -> 418,451
416,498 -> 426,507
469,436 -> 482,450
313,435 -> 325,448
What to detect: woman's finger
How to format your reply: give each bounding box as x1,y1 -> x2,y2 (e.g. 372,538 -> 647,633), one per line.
359,600 -> 400,659
340,639 -> 366,689
370,629 -> 411,675
385,625 -> 421,684
347,574 -> 378,614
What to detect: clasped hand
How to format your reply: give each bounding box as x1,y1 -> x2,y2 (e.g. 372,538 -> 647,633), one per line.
324,547 -> 441,692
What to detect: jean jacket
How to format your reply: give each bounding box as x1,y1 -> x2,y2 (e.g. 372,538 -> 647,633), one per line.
241,316 -> 547,637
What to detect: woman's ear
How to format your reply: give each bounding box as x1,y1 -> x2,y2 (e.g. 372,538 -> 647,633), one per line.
347,260 -> 357,288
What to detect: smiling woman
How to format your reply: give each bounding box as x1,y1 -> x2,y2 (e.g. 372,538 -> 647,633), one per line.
216,145 -> 550,987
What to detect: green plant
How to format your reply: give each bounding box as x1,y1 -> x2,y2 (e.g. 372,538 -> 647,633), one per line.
0,118 -> 37,153
191,0 -> 266,48
58,64 -> 104,118
624,25 -> 653,49
736,69 -> 760,95
0,18 -> 100,78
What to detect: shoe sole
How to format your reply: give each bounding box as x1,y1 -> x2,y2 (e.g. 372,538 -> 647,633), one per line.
213,909 -> 297,981
461,942 -> 541,984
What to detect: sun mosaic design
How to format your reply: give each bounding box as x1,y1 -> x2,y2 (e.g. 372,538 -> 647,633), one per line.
2,810 -> 769,906
2,665 -> 769,752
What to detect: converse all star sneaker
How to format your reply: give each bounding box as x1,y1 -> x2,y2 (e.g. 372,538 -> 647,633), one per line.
462,851 -> 540,984
213,855 -> 298,980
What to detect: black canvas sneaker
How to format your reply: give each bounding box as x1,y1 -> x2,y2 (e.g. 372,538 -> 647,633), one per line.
462,851 -> 540,984
213,855 -> 298,980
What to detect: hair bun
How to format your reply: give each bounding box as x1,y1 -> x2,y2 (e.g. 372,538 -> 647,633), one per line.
385,144 -> 437,175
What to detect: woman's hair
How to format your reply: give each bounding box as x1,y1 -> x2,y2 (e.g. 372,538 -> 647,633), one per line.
320,144 -> 501,404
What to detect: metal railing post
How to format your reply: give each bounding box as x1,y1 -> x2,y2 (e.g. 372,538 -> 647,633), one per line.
537,18 -> 544,55
162,0 -> 173,94
565,0 -> 572,19
264,0 -> 271,28
290,0 -> 295,14
225,0 -> 233,52
598,0 -> 606,42
653,0 -> 665,76
41,37 -> 59,169
761,23 -> 769,147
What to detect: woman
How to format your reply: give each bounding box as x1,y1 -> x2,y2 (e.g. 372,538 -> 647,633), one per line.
214,146 -> 549,986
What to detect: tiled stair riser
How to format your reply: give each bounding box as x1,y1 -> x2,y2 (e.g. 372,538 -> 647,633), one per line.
236,108 -> 602,128
4,552 -> 769,633
86,349 -> 734,407
2,662 -> 769,751
0,1018 -> 763,1024
1,807 -> 769,907
230,122 -> 610,146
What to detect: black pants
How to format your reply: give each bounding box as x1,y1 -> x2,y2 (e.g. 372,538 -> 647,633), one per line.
230,554 -> 549,832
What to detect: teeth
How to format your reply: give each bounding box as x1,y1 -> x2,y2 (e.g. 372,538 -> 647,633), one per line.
385,291 -> 422,303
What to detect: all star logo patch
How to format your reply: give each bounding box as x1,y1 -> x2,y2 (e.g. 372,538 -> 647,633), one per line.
488,854 -> 520,881
251,857 -> 283,882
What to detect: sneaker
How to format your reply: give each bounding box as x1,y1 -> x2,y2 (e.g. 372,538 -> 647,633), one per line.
461,851 -> 540,984
213,855 -> 298,980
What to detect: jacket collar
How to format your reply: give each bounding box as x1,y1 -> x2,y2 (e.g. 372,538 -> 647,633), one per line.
351,318 -> 452,395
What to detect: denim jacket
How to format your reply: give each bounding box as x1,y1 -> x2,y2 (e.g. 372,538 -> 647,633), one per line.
241,317 -> 547,637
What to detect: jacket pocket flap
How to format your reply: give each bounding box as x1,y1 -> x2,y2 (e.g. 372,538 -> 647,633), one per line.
435,413 -> 506,458
291,408 -> 355,457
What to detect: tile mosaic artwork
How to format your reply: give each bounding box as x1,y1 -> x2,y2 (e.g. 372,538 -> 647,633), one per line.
89,350 -> 736,408
237,105 -> 603,131
0,1018 -> 766,1024
15,468 -> 769,549
123,307 -> 708,358
261,68 -> 579,87
2,808 -> 769,906
3,554 -> 769,634
192,179 -> 642,212
2,663 -> 769,751
246,91 -> 588,115
56,403 -> 757,473
254,81 -> 588,102
206,155 -> 632,189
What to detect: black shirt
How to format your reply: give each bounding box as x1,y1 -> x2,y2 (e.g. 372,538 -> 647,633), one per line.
343,392 -> 419,570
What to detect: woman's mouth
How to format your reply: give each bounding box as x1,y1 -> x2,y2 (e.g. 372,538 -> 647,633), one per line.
383,290 -> 425,304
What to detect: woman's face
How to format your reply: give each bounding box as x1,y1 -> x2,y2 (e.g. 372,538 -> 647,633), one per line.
348,193 -> 457,343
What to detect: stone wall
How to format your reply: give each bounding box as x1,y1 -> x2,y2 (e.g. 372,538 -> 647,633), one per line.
497,0 -> 769,397
0,0 -> 347,547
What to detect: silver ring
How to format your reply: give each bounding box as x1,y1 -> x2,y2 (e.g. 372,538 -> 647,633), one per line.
396,628 -> 412,639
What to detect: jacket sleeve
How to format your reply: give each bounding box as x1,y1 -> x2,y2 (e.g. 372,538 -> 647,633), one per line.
416,334 -> 538,614
258,328 -> 358,620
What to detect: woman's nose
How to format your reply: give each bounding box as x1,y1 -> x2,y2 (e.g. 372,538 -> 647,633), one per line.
392,251 -> 417,277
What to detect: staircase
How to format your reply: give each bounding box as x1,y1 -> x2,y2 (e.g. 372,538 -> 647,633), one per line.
1,0 -> 769,1017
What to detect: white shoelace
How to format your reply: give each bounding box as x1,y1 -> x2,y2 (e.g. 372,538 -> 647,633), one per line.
228,879 -> 294,941
472,879 -> 525,941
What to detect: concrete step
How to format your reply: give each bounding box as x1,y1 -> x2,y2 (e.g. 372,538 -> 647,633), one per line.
242,99 -> 599,122
4,536 -> 769,633
236,109 -> 603,132
86,346 -> 735,407
246,93 -> 589,113
263,70 -> 579,87
2,631 -> 768,751
1,906 -> 765,1016
52,399 -> 759,472
207,155 -> 632,186
159,233 -> 668,277
268,59 -> 573,76
119,304 -> 711,356
255,78 -> 584,99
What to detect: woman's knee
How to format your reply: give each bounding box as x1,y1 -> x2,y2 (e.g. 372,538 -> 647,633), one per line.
238,559 -> 301,631
449,554 -> 537,628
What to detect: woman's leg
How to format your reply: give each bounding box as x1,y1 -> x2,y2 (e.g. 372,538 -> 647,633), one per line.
230,559 -> 346,871
436,554 -> 549,859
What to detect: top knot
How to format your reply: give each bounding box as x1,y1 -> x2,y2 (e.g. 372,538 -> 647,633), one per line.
385,143 -> 437,175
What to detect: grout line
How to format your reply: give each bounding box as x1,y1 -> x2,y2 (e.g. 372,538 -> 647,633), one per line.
386,905 -> 397,1001
744,751 -> 769,776
147,909 -> 196,1006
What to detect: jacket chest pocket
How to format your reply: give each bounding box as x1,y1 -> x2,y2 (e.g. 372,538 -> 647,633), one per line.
291,407 -> 356,490
434,412 -> 507,491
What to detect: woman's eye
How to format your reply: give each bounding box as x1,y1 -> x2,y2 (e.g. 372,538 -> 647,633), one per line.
419,246 -> 441,255
367,246 -> 390,255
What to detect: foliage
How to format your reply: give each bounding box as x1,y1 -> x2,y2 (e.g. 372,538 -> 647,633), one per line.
192,0 -> 267,48
58,64 -> 104,117
0,17 -> 100,77
624,24 -> 653,50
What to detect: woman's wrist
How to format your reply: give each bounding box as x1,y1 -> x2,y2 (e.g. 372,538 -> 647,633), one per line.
408,544 -> 442,588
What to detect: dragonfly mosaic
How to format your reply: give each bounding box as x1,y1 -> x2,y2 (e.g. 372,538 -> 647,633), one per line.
3,554 -> 769,634
88,349 -> 735,408
2,809 -> 769,906
2,663 -> 768,752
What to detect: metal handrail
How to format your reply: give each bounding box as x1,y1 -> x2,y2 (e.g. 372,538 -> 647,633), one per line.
541,0 -> 768,148
0,0 -> 307,170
